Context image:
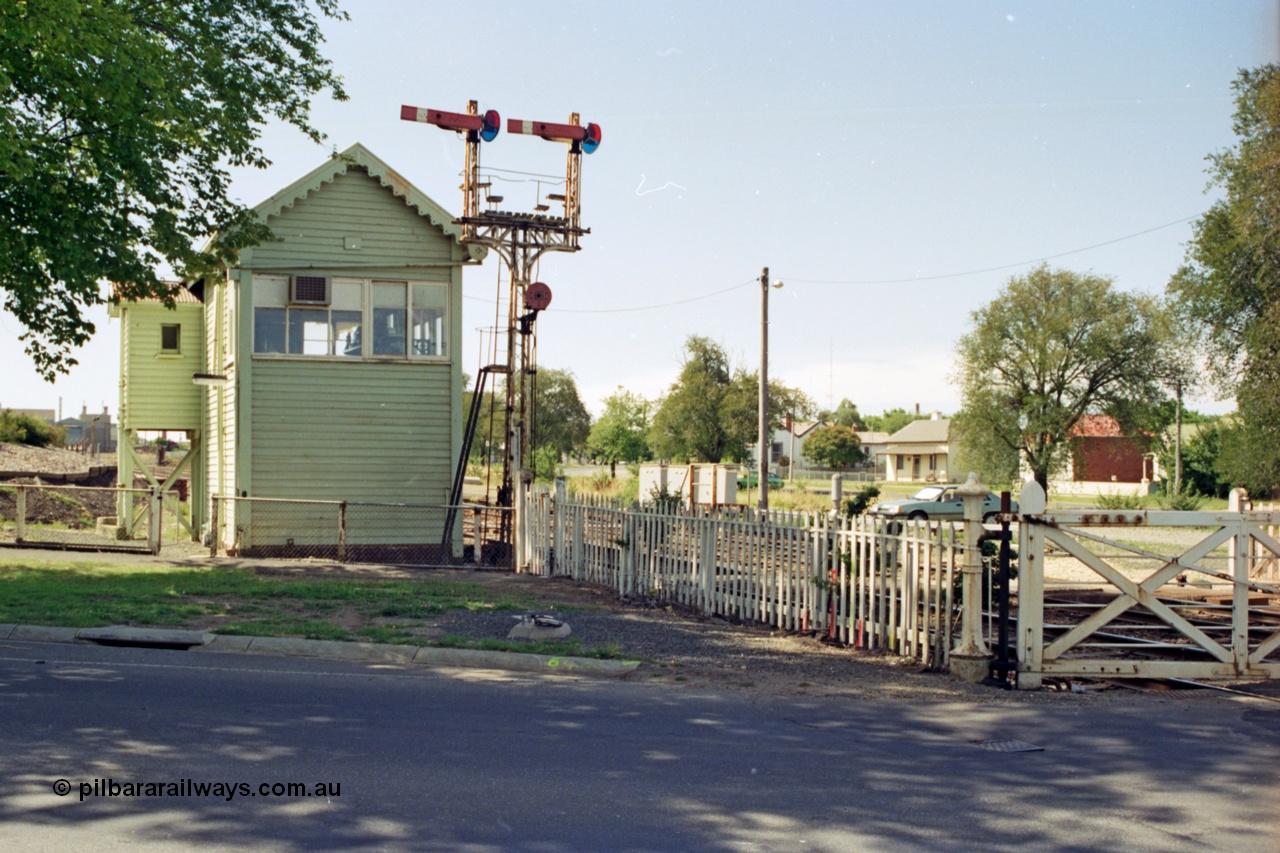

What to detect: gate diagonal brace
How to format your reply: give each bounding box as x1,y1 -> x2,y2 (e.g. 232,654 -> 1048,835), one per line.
1040,525 -> 1234,664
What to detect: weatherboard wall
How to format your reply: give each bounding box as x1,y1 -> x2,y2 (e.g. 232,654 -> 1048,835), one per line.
118,302 -> 204,430
245,167 -> 456,273
247,359 -> 453,504
206,150 -> 468,549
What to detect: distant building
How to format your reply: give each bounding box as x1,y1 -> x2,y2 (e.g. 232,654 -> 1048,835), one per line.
884,415 -> 952,482
57,406 -> 117,451
3,408 -> 56,425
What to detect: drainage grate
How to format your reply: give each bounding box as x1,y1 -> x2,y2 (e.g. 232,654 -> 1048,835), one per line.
77,626 -> 213,650
976,739 -> 1044,753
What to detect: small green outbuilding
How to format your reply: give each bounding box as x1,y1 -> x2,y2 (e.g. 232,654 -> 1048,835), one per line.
113,144 -> 485,554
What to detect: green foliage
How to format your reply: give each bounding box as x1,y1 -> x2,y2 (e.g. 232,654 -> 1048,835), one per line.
842,485 -> 881,517
950,414 -> 1021,485
954,265 -> 1166,494
863,408 -> 925,435
643,484 -> 684,513
0,410 -> 64,447
531,446 -> 562,483
1168,65 -> 1280,496
648,336 -> 814,462
1156,489 -> 1205,511
534,368 -> 591,457
1157,421 -> 1231,499
1094,492 -> 1147,510
802,425 -> 866,468
823,399 -> 866,429
587,389 -> 650,474
0,0 -> 349,378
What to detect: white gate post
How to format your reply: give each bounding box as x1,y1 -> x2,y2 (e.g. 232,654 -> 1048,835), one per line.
512,423 -> 527,573
950,473 -> 992,682
1016,481 -> 1046,689
554,477 -> 567,576
1229,487 -> 1251,675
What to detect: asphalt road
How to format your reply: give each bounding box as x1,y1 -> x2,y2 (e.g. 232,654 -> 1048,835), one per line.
0,640 -> 1277,852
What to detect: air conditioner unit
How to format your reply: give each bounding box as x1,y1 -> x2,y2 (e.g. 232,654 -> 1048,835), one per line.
289,275 -> 330,305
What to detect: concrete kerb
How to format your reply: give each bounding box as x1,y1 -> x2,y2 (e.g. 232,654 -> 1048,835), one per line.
0,623 -> 642,679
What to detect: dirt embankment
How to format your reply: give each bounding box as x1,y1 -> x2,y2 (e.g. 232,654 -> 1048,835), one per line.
0,445 -> 121,528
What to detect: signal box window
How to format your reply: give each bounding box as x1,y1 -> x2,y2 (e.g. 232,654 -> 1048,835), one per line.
160,324 -> 181,353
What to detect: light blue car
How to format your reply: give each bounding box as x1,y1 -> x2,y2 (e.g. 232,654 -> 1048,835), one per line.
871,485 -> 1016,522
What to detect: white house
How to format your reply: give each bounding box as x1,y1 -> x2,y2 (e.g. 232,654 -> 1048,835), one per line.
750,417 -> 824,475
884,416 -> 953,483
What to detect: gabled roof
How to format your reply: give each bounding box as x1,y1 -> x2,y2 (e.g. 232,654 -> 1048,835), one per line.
855,431 -> 891,445
887,418 -> 951,444
252,142 -> 486,262
790,421 -> 822,438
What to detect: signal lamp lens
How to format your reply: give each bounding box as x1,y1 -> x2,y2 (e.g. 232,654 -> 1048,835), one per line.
481,109 -> 501,142
582,123 -> 601,154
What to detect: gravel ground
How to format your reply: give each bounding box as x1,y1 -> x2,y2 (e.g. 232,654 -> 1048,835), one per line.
0,444 -> 113,479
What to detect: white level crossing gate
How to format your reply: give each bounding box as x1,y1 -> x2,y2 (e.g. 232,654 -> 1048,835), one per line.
1015,483 -> 1280,688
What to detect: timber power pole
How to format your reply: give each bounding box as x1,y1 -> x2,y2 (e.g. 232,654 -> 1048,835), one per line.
759,266 -> 770,511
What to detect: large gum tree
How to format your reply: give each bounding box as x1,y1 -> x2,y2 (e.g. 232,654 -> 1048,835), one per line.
952,265 -> 1165,492
1168,64 -> 1280,496
0,0 -> 348,379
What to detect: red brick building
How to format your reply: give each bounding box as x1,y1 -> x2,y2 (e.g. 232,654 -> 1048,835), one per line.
1069,414 -> 1152,483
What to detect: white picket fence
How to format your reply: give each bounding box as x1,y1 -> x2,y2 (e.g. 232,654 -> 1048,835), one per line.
526,489 -> 963,667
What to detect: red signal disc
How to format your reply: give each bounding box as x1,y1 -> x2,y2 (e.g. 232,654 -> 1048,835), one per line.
525,282 -> 553,311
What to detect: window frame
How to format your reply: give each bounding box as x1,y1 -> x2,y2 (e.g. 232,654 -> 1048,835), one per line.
159,323 -> 181,355
251,275 -> 449,363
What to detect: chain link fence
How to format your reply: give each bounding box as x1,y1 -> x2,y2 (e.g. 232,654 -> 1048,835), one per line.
0,483 -> 167,553
210,496 -> 512,568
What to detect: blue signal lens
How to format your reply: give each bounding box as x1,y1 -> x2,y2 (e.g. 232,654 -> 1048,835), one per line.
480,109 -> 501,142
582,123 -> 601,154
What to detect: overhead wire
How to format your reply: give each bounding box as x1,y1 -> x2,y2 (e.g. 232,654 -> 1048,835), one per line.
458,215 -> 1199,315
780,215 -> 1199,285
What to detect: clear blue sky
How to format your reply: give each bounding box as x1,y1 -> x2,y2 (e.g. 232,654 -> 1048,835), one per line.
3,1 -> 1277,419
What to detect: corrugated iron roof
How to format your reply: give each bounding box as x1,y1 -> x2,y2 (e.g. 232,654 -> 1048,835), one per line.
110,281 -> 201,304
887,418 -> 951,444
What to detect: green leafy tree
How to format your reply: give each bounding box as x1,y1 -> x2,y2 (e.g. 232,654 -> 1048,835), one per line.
819,399 -> 866,429
1167,64 -> 1280,496
648,336 -> 814,462
587,390 -> 650,477
953,265 -> 1165,493
0,0 -> 349,379
801,425 -> 866,469
1157,419 -> 1230,499
534,368 -> 591,459
864,408 -> 925,435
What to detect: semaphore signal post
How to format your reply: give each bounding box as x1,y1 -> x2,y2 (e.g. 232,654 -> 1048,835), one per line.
401,100 -> 600,568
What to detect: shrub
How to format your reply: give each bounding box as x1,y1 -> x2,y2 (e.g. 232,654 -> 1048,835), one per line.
1157,489 -> 1205,511
1094,491 -> 1146,510
842,485 -> 881,517
0,410 -> 65,447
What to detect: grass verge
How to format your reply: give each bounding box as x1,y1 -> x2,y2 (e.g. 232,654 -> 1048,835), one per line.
0,557 -> 640,660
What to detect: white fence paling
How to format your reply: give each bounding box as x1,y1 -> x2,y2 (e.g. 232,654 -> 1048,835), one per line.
532,494 -> 959,665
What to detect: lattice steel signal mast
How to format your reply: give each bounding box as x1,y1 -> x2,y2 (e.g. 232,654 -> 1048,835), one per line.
401,101 -> 601,513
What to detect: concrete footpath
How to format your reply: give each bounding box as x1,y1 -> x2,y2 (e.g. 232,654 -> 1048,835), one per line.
0,623 -> 641,678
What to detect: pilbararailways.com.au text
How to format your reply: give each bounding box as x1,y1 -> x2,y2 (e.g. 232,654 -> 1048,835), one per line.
53,778 -> 341,802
